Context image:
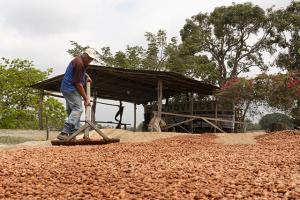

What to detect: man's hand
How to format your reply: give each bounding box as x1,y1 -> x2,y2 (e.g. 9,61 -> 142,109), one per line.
84,97 -> 91,107
86,74 -> 92,84
75,83 -> 91,107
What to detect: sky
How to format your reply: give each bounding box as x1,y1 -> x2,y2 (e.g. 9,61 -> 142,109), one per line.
0,0 -> 292,126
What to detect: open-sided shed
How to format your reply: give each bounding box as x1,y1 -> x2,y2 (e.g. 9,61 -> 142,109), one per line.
31,65 -> 241,133
31,65 -> 218,104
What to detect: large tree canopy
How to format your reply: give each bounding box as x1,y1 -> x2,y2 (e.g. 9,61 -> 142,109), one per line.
272,1 -> 300,70
180,3 -> 276,84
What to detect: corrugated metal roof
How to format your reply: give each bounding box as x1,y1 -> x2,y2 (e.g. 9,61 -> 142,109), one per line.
31,65 -> 218,104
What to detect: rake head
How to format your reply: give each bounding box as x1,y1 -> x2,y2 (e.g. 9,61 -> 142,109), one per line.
51,138 -> 120,146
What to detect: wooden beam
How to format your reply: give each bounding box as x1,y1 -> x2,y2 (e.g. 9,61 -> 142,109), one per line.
134,103 -> 137,132
44,92 -> 121,107
38,90 -> 44,130
201,117 -> 225,133
45,112 -> 49,140
157,80 -> 163,119
157,111 -> 244,124
214,98 -> 218,133
189,93 -> 194,133
162,118 -> 195,130
91,90 -> 97,123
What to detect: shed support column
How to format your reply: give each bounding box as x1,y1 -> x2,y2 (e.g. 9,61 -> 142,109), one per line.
38,90 -> 44,130
91,90 -> 97,123
214,97 -> 218,133
157,80 -> 163,119
134,103 -> 137,132
148,79 -> 164,132
189,93 -> 194,133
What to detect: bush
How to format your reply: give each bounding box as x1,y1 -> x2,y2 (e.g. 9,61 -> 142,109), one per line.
259,113 -> 293,131
244,119 -> 261,131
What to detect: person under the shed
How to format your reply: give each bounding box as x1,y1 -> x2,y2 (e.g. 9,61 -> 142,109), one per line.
57,48 -> 98,140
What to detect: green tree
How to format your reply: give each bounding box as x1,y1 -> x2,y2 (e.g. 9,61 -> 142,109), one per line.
180,3 -> 276,84
244,118 -> 261,131
68,30 -> 181,71
166,39 -> 218,83
272,1 -> 300,70
0,58 -> 66,129
43,97 -> 66,130
67,41 -> 90,57
271,1 -> 300,126
259,113 -> 294,131
216,76 -> 266,121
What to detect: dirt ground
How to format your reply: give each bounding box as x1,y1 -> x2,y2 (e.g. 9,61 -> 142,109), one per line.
0,129 -> 299,199
0,129 -> 185,150
0,129 -> 263,150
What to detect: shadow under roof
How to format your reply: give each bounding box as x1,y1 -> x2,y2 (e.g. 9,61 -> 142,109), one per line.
31,65 -> 218,104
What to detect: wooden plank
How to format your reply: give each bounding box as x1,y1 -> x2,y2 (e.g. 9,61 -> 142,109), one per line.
45,112 -> 49,140
156,111 -> 244,124
177,125 -> 191,133
157,80 -> 163,119
67,123 -> 90,141
189,93 -> 194,133
38,90 -> 44,130
134,103 -> 137,132
86,120 -> 109,140
201,117 -> 225,133
162,118 -> 195,130
91,90 -> 97,123
214,99 -> 218,133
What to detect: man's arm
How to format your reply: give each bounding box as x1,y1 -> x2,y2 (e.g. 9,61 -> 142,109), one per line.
75,83 -> 90,107
85,73 -> 92,83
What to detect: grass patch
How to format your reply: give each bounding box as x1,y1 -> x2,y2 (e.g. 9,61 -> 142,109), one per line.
0,136 -> 33,145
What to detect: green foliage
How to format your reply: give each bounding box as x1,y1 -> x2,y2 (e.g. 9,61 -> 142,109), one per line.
272,1 -> 300,70
0,58 -> 65,130
0,108 -> 38,129
43,97 -> 66,130
244,119 -> 261,131
67,41 -> 90,57
259,113 -> 294,130
216,76 -> 264,120
180,3 -> 276,83
0,58 -> 51,109
216,72 -> 300,120
166,42 -> 219,84
67,30 -> 218,84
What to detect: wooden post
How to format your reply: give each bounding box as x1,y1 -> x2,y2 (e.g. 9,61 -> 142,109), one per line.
157,80 -> 163,119
214,98 -> 218,133
38,90 -> 44,130
189,93 -> 194,133
134,103 -> 137,132
91,90 -> 97,123
84,82 -> 91,139
45,112 -> 49,140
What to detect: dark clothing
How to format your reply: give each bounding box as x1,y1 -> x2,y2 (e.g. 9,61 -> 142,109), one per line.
60,56 -> 86,92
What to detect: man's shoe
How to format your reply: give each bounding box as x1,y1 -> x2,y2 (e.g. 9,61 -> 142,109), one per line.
57,132 -> 70,140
